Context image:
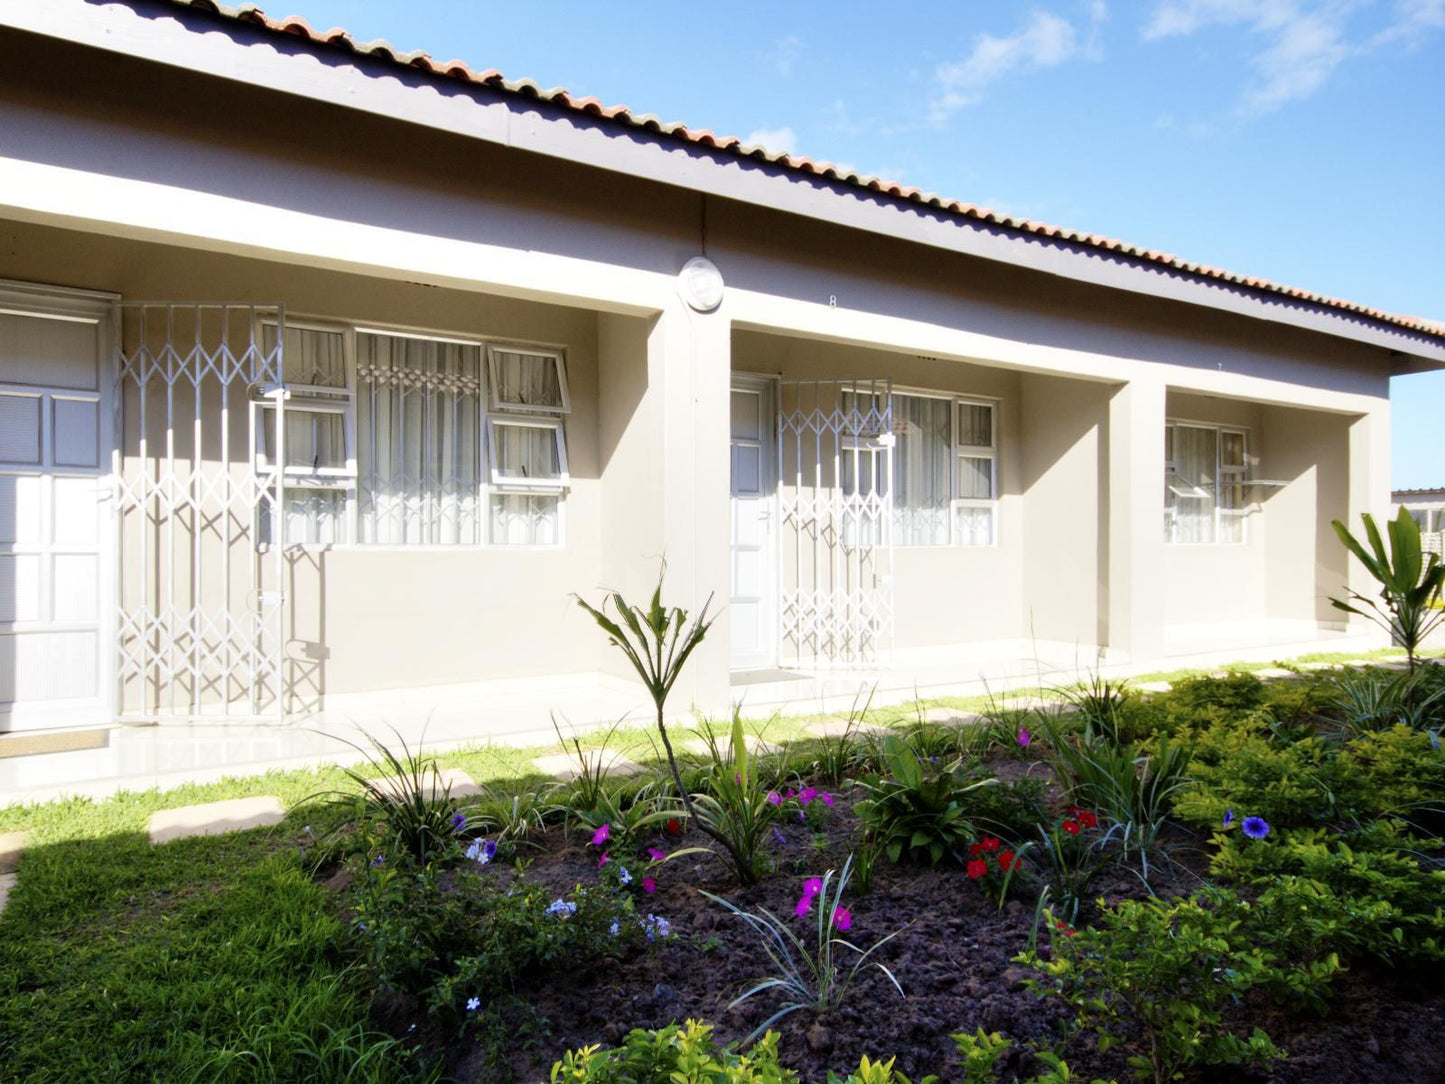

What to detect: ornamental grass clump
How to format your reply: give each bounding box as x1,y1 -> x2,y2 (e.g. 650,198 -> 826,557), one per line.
702,854 -> 905,1044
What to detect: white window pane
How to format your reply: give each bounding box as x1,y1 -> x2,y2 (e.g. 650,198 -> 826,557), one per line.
491,349 -> 565,411
892,394 -> 951,546
357,333 -> 483,545
1166,425 -> 1216,543
958,455 -> 993,500
957,402 -> 993,448
264,409 -> 347,473
493,423 -> 562,483
263,325 -> 347,389
1221,431 -> 1246,469
955,505 -> 994,546
489,492 -> 560,545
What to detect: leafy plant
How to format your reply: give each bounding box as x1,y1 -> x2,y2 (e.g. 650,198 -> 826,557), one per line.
469,785 -> 548,850
1019,898 -> 1290,1084
323,727 -> 468,868
681,709 -> 782,885
1330,665 -> 1445,737
1040,717 -> 1191,881
1028,809 -> 1111,924
702,855 -> 905,1043
578,571 -> 769,881
550,1020 -> 797,1084
854,737 -> 999,865
1331,508 -> 1445,670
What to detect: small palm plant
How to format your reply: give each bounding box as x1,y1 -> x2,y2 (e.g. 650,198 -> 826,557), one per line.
579,570 -> 763,881
1331,508 -> 1445,672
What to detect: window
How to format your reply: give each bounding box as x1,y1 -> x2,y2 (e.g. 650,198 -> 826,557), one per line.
255,321 -> 571,548
841,389 -> 998,547
1164,422 -> 1249,544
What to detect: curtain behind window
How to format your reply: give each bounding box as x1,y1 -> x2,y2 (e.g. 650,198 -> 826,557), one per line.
492,350 -> 563,410
892,394 -> 952,545
357,333 -> 482,545
1168,425 -> 1216,543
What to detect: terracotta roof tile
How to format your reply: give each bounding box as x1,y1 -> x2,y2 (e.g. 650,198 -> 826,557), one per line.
159,0 -> 1445,343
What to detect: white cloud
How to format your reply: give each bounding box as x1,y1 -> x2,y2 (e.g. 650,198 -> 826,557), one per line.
744,126 -> 798,154
930,6 -> 1105,122
1142,0 -> 1444,115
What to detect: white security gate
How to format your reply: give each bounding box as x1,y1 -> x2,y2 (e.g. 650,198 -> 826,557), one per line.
114,304 -> 289,721
777,379 -> 894,668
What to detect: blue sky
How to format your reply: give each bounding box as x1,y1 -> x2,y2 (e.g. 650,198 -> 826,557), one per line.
284,0 -> 1444,487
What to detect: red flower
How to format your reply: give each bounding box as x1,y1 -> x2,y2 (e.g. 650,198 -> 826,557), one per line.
981,837 -> 1001,853
1062,819 -> 1081,835
1055,920 -> 1077,936
998,850 -> 1018,871
1077,811 -> 1098,829
966,858 -> 988,879
968,842 -> 984,856
665,818 -> 682,836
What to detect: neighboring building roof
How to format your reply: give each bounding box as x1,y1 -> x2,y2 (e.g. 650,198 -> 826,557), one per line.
1394,488 -> 1445,499
117,1 -> 1445,346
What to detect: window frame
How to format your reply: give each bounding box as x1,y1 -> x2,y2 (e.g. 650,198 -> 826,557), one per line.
252,316 -> 571,550
1163,419 -> 1251,546
485,343 -> 571,415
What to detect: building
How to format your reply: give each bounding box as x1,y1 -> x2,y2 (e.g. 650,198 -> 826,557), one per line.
1393,488 -> 1445,555
2,0 -> 1444,740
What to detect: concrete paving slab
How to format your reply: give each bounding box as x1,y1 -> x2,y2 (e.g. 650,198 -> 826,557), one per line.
1295,662 -> 1342,671
1253,667 -> 1296,679
0,872 -> 15,917
918,708 -> 986,726
369,766 -> 482,800
0,831 -> 28,875
1133,681 -> 1173,694
148,795 -> 286,845
531,752 -> 645,781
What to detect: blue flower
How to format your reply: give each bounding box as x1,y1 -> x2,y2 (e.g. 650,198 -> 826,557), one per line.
772,825 -> 786,846
466,838 -> 498,865
451,812 -> 467,832
466,996 -> 481,1012
617,866 -> 632,886
1242,816 -> 1271,840
371,853 -> 385,867
545,899 -> 577,917
1222,809 -> 1235,829
642,913 -> 672,941
608,918 -> 621,937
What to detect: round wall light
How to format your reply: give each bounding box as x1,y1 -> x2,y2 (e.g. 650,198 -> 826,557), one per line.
678,256 -> 725,313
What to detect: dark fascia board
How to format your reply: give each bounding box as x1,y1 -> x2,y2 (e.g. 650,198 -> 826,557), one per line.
9,0 -> 1445,373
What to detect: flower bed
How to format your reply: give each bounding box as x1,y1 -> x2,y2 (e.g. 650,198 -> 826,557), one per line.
312,664 -> 1445,1084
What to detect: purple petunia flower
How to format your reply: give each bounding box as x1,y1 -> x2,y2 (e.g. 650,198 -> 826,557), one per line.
799,786 -> 818,805
591,824 -> 611,847
794,893 -> 813,918
767,790 -> 782,806
821,792 -> 835,807
771,825 -> 787,846
1017,728 -> 1031,747
832,906 -> 852,932
1242,816 -> 1271,840
803,876 -> 823,897
647,847 -> 668,862
451,812 -> 467,831
1222,809 -> 1235,829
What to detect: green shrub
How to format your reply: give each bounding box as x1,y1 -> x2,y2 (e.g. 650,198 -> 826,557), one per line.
1348,724 -> 1445,828
682,710 -> 783,885
1018,896 -> 1297,1083
1172,722 -> 1366,831
549,1020 -> 937,1084
1161,672 -> 1267,715
854,737 -> 998,865
1208,822 -> 1445,963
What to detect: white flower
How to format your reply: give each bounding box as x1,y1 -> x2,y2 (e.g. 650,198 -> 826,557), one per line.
466,996 -> 481,1012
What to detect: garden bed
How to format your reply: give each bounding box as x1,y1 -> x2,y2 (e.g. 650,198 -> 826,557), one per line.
316,666 -> 1445,1083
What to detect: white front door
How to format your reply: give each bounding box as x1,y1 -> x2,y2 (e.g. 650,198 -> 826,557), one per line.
0,290 -> 112,732
729,378 -> 776,670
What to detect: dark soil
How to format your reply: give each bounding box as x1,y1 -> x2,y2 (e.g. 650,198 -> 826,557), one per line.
349,757 -> 1445,1084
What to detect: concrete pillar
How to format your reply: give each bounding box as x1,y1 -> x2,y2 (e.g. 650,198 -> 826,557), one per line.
1105,378 -> 1167,665
1344,405 -> 1393,623
596,299 -> 731,714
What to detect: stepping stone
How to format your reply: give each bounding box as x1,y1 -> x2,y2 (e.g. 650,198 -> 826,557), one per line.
148,796 -> 285,845
1340,659 -> 1376,667
531,753 -> 645,781
918,708 -> 985,726
0,873 -> 14,918
1254,667 -> 1295,679
1134,681 -> 1173,694
1296,662 -> 1341,672
0,831 -> 27,876
369,766 -> 482,800
808,717 -> 889,737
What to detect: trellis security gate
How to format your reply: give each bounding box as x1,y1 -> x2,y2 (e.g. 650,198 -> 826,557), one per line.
114,304 -> 289,721
777,379 -> 895,668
